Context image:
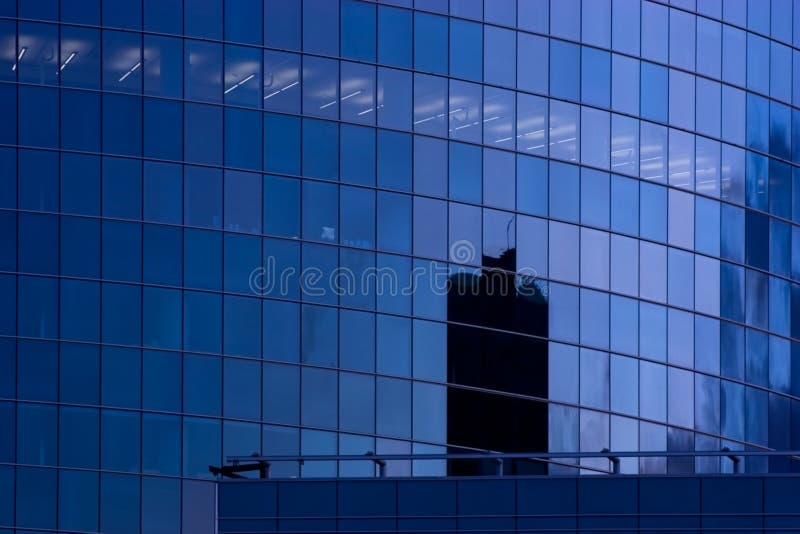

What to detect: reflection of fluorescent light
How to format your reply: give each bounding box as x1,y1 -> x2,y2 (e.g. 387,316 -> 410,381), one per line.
340,90 -> 361,101
224,73 -> 256,94
118,61 -> 141,82
11,47 -> 26,71
413,116 -> 435,125
483,116 -> 499,123
319,99 -> 337,109
494,137 -> 513,143
448,107 -> 463,114
60,51 -> 77,71
357,108 -> 373,116
264,80 -> 299,100
526,144 -> 545,150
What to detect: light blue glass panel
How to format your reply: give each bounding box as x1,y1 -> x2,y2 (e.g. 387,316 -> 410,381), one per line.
610,235 -> 638,297
517,33 -> 548,95
517,93 -> 548,157
640,122 -> 667,183
483,87 -> 515,149
581,108 -> 610,170
549,101 -> 579,163
448,80 -> 482,143
579,348 -> 609,409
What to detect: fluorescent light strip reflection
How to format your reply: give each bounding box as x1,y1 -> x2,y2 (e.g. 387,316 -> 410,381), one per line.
224,73 -> 256,94
264,81 -> 299,100
11,47 -> 26,71
118,61 -> 141,82
60,51 -> 77,71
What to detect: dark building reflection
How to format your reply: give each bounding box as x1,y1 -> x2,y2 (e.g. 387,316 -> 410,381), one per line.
447,248 -> 549,475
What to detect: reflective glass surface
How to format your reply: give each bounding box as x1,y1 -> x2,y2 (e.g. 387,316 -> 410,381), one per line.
2,1 -> 800,530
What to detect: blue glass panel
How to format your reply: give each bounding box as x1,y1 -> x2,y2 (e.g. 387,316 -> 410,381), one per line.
414,12 -> 447,74
264,113 -> 300,175
582,47 -> 610,108
263,50 -> 300,113
101,409 -> 140,472
265,0 -> 300,50
59,407 -> 99,468
641,62 -> 667,122
59,470 -> 98,532
550,40 -> 580,101
484,26 -> 514,87
450,19 -> 482,81
183,291 -> 221,353
378,6 -> 412,68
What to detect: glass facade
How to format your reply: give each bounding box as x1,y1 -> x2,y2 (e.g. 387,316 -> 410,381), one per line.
218,475 -> 800,532
1,0 -> 800,530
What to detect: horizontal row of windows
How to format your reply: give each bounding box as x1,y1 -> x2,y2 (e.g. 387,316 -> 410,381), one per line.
4,0 -> 800,51
2,376 -> 798,482
3,16 -> 800,134
0,465 -> 214,533
0,264 -> 797,391
2,91 -> 800,230
0,0 -> 800,106
1,163 -> 797,265
0,219 -> 798,333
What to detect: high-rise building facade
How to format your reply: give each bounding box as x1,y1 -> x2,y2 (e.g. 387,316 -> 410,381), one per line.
1,0 -> 800,531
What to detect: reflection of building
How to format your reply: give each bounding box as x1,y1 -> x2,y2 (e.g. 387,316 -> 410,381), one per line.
447,249 -> 549,475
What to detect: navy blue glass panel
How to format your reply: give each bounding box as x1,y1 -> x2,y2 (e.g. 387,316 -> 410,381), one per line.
100,474 -> 140,534
378,6 -> 412,68
102,157 -> 142,220
19,86 -> 58,148
278,481 -> 337,532
640,478 -> 700,531
184,354 -> 221,416
265,0 -> 300,50
16,467 -> 56,530
59,470 -> 98,532
578,478 -> 637,531
264,113 -> 300,175
142,350 -> 181,412
378,130 -> 412,191
185,103 -> 222,166
342,0 -> 376,61
397,480 -> 457,532
702,478 -> 762,530
144,98 -> 182,161
414,12 -> 447,74
61,154 -> 100,216
59,407 -> 99,468
183,291 -> 222,353
61,90 -> 100,152
60,343 -> 100,405
144,0 -> 181,33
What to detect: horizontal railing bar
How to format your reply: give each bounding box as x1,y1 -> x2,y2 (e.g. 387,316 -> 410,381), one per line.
227,450 -> 800,463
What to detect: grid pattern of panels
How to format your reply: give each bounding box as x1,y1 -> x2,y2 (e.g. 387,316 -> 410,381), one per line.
1,0 -> 800,531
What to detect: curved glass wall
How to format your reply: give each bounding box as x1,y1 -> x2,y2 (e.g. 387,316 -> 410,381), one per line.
1,0 -> 800,530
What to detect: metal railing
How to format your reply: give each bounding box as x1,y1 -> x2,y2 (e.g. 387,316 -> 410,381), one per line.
213,449 -> 800,480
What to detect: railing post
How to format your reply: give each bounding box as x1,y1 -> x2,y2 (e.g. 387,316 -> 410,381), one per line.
258,461 -> 272,479
722,447 -> 741,474
366,451 -> 387,478
601,448 -> 620,474
492,457 -> 504,476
